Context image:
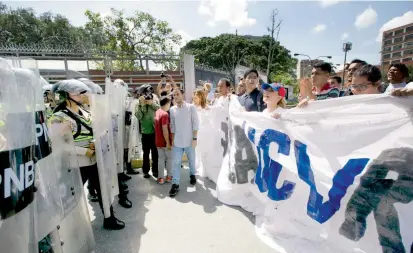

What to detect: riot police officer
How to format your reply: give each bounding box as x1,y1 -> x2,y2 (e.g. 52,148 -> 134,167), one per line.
49,79 -> 125,230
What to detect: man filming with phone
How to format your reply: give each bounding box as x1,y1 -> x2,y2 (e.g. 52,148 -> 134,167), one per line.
157,73 -> 178,97
136,85 -> 160,179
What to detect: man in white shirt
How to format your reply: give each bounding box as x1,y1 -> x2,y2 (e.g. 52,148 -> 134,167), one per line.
169,88 -> 200,197
384,63 -> 411,93
214,78 -> 238,107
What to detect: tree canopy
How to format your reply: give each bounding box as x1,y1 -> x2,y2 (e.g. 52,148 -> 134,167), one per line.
182,34 -> 296,81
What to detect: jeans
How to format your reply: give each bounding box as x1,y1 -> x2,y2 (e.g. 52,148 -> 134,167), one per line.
142,133 -> 158,175
157,147 -> 172,178
172,146 -> 196,185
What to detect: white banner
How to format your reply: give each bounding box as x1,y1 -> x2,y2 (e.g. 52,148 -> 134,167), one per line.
197,94 -> 413,253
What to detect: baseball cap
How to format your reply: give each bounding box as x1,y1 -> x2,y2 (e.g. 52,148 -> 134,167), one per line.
261,83 -> 286,97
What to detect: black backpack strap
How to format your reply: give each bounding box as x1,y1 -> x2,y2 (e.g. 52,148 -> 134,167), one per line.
59,108 -> 94,138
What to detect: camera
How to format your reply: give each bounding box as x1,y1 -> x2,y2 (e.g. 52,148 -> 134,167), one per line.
139,84 -> 154,100
160,72 -> 166,78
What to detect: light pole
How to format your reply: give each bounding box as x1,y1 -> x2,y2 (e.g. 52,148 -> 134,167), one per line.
342,42 -> 352,86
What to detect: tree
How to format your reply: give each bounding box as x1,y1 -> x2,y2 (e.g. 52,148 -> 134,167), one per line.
0,4 -> 90,49
182,34 -> 297,82
266,9 -> 282,83
84,8 -> 182,71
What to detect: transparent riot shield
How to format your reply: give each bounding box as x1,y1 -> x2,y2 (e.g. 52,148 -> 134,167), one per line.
0,59 -> 37,253
106,78 -> 127,174
127,98 -> 142,161
90,93 -> 119,218
9,58 -> 65,247
48,122 -> 95,253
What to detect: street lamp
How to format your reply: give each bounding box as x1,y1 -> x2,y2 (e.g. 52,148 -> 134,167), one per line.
342,42 -> 352,86
294,53 -> 333,65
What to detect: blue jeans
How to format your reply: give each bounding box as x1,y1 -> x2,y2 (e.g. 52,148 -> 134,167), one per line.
172,146 -> 196,185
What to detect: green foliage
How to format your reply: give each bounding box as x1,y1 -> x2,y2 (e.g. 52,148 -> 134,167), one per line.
182,34 -> 297,82
271,72 -> 299,94
84,8 -> 182,71
0,4 -> 91,49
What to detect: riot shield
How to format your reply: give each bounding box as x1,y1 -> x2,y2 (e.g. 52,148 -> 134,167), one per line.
106,78 -> 127,174
0,59 -> 37,253
9,58 -> 65,247
47,122 -> 95,253
90,93 -> 119,218
127,98 -> 142,161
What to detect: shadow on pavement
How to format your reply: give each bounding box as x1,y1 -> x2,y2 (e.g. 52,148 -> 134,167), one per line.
91,172 -> 149,253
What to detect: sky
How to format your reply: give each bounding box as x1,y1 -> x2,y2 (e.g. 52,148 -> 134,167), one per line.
4,0 -> 413,71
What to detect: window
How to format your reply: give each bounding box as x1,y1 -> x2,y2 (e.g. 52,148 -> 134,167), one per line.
391,60 -> 400,64
392,52 -> 402,58
384,32 -> 393,39
402,58 -> 412,62
383,54 -> 391,59
394,29 -> 404,35
405,41 -> 413,48
383,47 -> 391,53
393,44 -> 402,51
394,37 -> 403,43
405,34 -> 413,41
384,40 -> 392,46
406,26 -> 413,33
404,49 -> 413,56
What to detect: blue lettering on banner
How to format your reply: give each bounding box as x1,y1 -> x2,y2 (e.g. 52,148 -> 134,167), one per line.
256,129 -> 296,200
242,121 -> 370,223
294,140 -> 369,224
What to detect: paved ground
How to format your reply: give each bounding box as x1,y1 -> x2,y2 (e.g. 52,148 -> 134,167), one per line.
87,166 -> 275,253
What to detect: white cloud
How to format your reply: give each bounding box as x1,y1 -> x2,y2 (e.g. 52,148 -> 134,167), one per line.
313,24 -> 327,33
341,32 -> 349,40
320,0 -> 343,8
198,0 -> 256,28
376,11 -> 413,41
354,6 -> 378,30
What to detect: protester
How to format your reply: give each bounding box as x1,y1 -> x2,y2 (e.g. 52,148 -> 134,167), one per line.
204,82 -> 214,103
49,79 -> 125,230
349,65 -> 382,95
239,69 -> 266,112
154,95 -> 173,184
298,62 -> 339,108
156,74 -> 176,95
236,78 -> 246,96
169,88 -> 199,197
193,88 -> 208,109
384,63 -> 411,93
341,59 -> 368,96
329,76 -> 342,90
261,83 -> 287,117
136,87 -> 159,179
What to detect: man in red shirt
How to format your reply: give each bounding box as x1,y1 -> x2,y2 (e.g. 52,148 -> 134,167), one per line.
154,95 -> 173,184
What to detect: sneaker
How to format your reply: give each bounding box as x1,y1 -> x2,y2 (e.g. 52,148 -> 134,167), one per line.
190,175 -> 197,185
166,176 -> 173,183
143,173 -> 151,179
103,215 -> 125,230
169,184 -> 180,197
157,178 -> 165,185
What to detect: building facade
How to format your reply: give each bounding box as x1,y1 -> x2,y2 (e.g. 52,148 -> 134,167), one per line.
296,59 -> 323,79
381,22 -> 413,69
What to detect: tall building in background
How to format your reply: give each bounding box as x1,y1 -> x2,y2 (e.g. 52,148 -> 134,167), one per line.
381,22 -> 413,69
296,59 -> 323,79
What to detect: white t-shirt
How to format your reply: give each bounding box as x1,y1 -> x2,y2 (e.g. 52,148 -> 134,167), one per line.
384,82 -> 410,93
263,107 -> 287,116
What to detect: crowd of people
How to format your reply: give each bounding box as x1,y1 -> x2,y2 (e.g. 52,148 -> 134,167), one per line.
38,59 -> 412,234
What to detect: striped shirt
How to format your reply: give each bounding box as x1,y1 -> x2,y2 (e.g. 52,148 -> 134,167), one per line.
315,83 -> 340,100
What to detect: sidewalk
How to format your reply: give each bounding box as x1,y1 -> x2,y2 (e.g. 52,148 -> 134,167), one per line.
87,165 -> 275,253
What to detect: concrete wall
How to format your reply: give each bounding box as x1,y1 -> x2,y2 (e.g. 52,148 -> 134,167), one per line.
195,67 -> 229,88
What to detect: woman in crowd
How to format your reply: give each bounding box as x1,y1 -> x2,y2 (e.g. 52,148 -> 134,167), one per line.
193,88 -> 209,109
261,83 -> 287,117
